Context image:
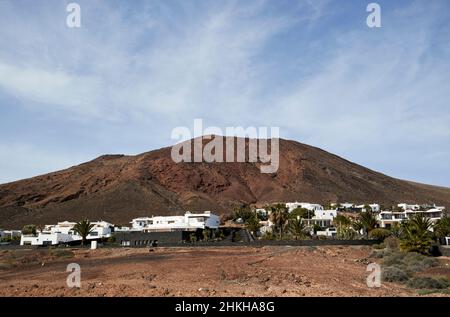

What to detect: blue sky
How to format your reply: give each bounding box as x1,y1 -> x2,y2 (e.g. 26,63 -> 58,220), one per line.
0,0 -> 450,187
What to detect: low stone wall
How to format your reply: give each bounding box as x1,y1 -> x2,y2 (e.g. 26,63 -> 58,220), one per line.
251,239 -> 380,246
159,239 -> 381,248
114,231 -> 187,246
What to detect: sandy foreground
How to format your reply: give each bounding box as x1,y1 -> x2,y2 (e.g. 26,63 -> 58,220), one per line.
0,245 -> 448,297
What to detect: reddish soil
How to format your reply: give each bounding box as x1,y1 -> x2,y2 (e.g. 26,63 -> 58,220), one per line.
0,246 -> 442,297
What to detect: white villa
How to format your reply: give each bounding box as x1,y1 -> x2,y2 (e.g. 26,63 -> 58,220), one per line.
397,203 -> 445,212
378,208 -> 444,228
286,202 -> 324,213
0,229 -> 21,240
130,217 -> 154,231
331,202 -> 355,209
20,220 -> 114,246
131,211 -> 221,233
256,208 -> 269,217
301,209 -> 337,228
398,203 -> 421,211
355,204 -> 380,212
317,227 -> 337,237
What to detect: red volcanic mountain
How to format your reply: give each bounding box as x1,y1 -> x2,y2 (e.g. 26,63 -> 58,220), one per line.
0,137 -> 449,228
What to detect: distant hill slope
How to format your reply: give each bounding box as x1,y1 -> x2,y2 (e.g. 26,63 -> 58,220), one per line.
1,137 -> 449,228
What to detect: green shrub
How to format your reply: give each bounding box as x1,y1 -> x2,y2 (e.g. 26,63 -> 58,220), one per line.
406,276 -> 450,289
189,233 -> 197,243
403,254 -> 438,272
214,230 -> 225,240
380,250 -> 443,287
21,224 -> 37,236
382,251 -> 437,271
202,229 -> 211,241
337,226 -> 357,239
262,231 -> 275,240
382,266 -> 411,282
233,232 -> 242,242
369,228 -> 392,241
417,289 -> 450,296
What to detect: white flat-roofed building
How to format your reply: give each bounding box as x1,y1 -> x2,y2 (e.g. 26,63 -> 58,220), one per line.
45,221 -> 77,235
355,204 -> 380,212
317,227 -> 337,237
332,203 -> 354,210
258,220 -> 274,235
140,211 -> 221,232
301,209 -> 337,228
256,208 -> 268,217
398,203 -> 420,211
378,208 -> 443,228
130,217 -> 154,231
286,202 -> 324,213
46,220 -> 113,238
87,221 -> 114,239
114,226 -> 130,232
20,232 -> 77,246
20,220 -> 114,246
0,230 -> 21,240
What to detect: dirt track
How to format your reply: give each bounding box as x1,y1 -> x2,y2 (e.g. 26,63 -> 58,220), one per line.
0,246 -> 439,297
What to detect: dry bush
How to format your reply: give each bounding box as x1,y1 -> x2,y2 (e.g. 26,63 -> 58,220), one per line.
382,266 -> 411,282
406,276 -> 450,289
49,249 -> 74,258
382,251 -> 438,272
384,236 -> 399,250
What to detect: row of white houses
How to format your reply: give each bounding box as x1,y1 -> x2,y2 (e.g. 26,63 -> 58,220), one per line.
7,202 -> 449,245
257,202 -> 447,237
378,208 -> 444,228
20,221 -> 114,246
19,211 -> 221,246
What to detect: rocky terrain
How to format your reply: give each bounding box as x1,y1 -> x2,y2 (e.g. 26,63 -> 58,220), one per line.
1,136 -> 450,228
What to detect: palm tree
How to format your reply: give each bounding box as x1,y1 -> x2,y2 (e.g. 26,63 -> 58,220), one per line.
351,219 -> 363,235
358,211 -> 378,237
288,218 -> 309,240
290,207 -> 310,220
434,215 -> 450,240
245,215 -> 261,237
389,222 -> 402,238
399,214 -> 433,254
334,214 -> 356,239
73,219 -> 95,246
334,214 -> 351,228
269,203 -> 289,240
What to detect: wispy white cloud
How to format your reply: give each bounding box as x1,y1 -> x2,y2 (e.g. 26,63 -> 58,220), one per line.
0,0 -> 449,186
0,143 -> 88,184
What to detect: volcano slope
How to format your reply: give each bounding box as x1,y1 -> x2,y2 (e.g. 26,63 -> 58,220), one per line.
0,137 -> 449,228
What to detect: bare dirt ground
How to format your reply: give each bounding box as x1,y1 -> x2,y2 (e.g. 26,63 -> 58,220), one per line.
0,246 -> 447,297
